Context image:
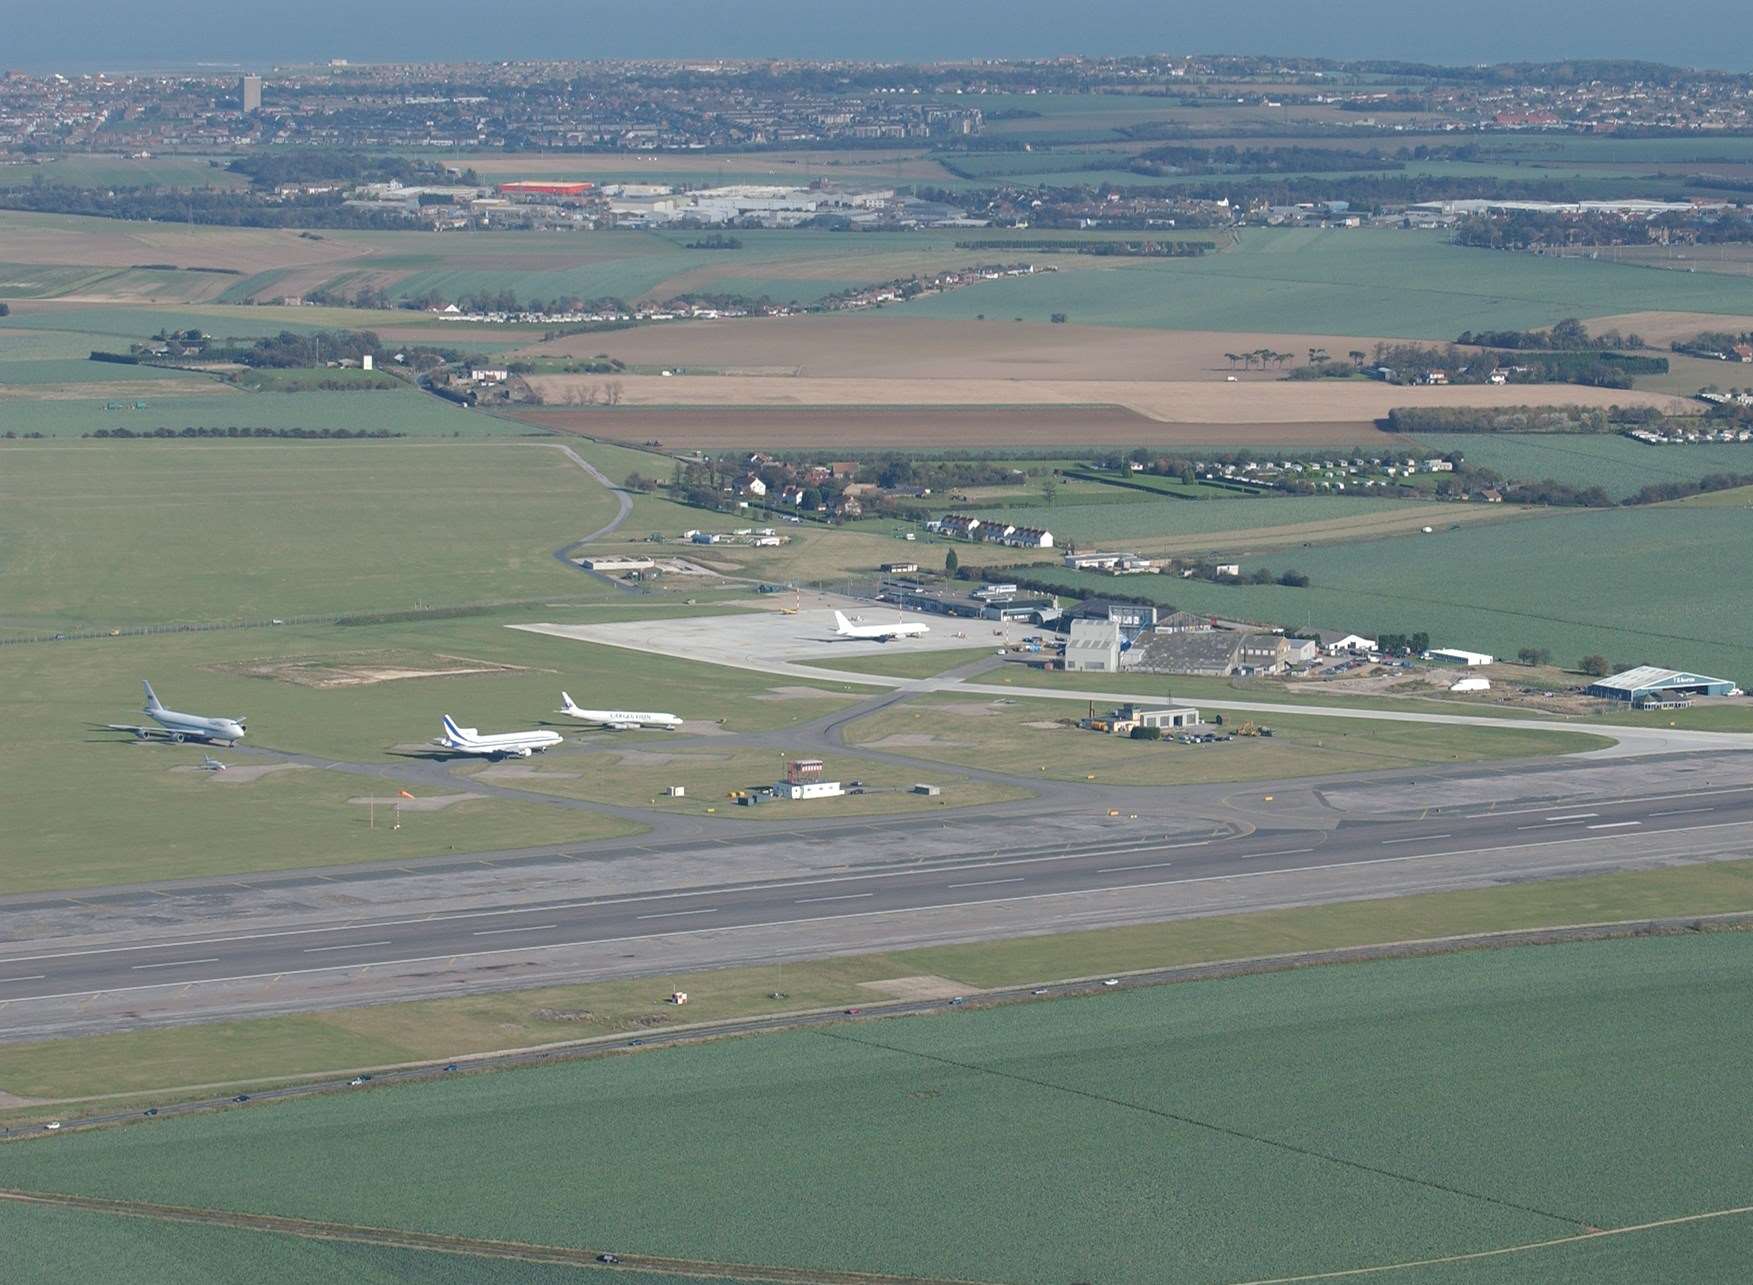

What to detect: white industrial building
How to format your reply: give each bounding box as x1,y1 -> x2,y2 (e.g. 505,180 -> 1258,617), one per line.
1425,648 -> 1494,667
1064,619 -> 1122,672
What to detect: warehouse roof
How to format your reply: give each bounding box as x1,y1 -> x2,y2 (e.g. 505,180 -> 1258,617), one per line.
1589,666 -> 1733,691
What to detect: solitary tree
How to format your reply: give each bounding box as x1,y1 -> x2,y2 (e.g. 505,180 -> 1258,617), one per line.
1580,654 -> 1612,677
944,549 -> 959,576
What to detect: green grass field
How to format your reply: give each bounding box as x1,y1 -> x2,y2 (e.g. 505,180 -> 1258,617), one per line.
8,932 -> 1752,1282
841,692 -> 1607,784
894,226 -> 1753,337
978,493 -> 1434,543
11,154 -> 250,190
1018,504 -> 1753,684
1411,433 -> 1753,500
0,608 -> 888,890
0,440 -> 605,629
455,744 -> 1029,817
0,385 -> 521,439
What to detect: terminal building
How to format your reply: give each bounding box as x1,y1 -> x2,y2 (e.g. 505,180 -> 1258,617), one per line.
1584,666 -> 1741,705
878,579 -> 1057,624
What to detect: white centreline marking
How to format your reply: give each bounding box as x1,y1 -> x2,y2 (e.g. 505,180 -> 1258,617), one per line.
1651,807 -> 1715,817
18,819 -> 1753,1010
0,975 -> 46,984
1381,834 -> 1450,845
634,909 -> 718,921
301,940 -> 392,953
947,877 -> 1024,888
1544,813 -> 1599,821
1098,861 -> 1174,873
1517,822 -> 1581,831
1587,821 -> 1643,830
796,893 -> 874,904
471,924 -> 558,937
129,958 -> 219,971
1247,848 -> 1317,859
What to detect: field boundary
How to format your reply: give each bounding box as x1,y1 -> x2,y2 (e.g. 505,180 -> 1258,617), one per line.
0,1189 -> 993,1285
1235,1203 -> 1753,1284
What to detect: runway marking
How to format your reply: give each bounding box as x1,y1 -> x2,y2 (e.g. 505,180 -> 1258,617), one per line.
634,909 -> 719,920
471,924 -> 558,936
795,893 -> 874,904
1380,834 -> 1450,845
1462,784 -> 1753,820
1516,822 -> 1583,831
14,826 -> 1753,1007
1651,807 -> 1714,817
1543,812 -> 1598,821
301,940 -> 392,954
129,958 -> 219,971
947,877 -> 1024,888
7,815 -> 1751,984
0,976 -> 46,985
1246,848 -> 1317,859
1098,862 -> 1174,873
1587,821 -> 1642,830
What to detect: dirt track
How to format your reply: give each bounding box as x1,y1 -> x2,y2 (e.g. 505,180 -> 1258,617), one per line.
513,406 -> 1399,449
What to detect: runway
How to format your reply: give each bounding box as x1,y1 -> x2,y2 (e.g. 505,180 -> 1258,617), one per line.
4,771 -> 1752,1038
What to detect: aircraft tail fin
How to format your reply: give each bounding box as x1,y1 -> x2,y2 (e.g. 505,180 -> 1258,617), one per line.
440,714 -> 469,742
833,611 -> 852,633
560,691 -> 577,713
142,680 -> 163,712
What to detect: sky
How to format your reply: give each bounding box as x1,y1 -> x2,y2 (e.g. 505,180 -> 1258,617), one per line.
10,1 -> 1752,71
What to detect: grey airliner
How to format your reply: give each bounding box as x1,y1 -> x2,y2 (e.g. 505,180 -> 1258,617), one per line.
109,681 -> 247,746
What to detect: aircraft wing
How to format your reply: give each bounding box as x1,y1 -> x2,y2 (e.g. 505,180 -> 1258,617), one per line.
105,723 -> 168,738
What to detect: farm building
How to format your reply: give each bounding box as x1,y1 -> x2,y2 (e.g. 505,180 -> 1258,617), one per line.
1064,619 -> 1122,672
1584,666 -> 1741,704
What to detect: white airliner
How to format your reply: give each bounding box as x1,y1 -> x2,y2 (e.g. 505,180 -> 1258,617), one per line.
556,692 -> 684,731
108,681 -> 247,746
832,610 -> 931,642
436,714 -> 563,758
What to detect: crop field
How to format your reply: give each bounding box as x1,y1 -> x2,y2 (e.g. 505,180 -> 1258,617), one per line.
1410,432 -> 1753,500
519,314 -> 1416,383
2,1200 -> 713,1285
893,227 -> 1753,338
841,693 -> 1606,784
9,933 -> 1751,1282
447,146 -> 954,182
1024,505 -> 1753,683
0,384 -> 520,439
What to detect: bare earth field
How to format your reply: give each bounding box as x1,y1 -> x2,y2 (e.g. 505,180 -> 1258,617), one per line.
524,372 -> 1697,424
0,211 -> 359,274
519,315 -> 1409,382
1581,309 -> 1753,345
513,405 -> 1400,449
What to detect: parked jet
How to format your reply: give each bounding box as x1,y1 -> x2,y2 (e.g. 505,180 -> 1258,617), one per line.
198,753 -> 228,772
557,692 -> 684,731
832,610 -> 931,642
108,681 -> 246,746
435,714 -> 563,759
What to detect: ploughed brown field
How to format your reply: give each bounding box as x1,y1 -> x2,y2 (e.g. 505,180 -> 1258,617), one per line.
517,315 -> 1411,382
523,371 -> 1697,425
508,405 -> 1400,450
1580,309 -> 1753,344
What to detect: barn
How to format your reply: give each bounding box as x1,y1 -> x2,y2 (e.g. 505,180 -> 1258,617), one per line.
1584,666 -> 1741,704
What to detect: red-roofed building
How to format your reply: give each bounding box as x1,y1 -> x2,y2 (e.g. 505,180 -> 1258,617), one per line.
498,181 -> 594,198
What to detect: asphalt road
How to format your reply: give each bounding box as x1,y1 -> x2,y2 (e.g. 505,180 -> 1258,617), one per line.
6,780 -> 1751,1009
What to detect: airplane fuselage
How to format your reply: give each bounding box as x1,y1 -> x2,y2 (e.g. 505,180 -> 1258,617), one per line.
437,716 -> 563,759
